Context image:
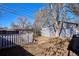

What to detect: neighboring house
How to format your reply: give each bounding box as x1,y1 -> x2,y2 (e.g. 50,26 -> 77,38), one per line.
41,21 -> 79,38
41,26 -> 55,38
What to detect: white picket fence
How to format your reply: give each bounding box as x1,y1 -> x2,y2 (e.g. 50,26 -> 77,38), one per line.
0,33 -> 33,49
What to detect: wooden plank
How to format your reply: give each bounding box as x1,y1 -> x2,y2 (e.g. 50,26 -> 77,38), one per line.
14,34 -> 17,45
19,34 -> 21,45
6,35 -> 8,48
15,34 -> 17,45
7,35 -> 9,48
8,35 -> 11,47
13,35 -> 15,46
0,35 -> 2,48
17,34 -> 19,45
5,35 -> 7,48
8,34 -> 11,48
12,34 -> 15,46
10,34 -> 12,47
2,35 -> 3,48
11,35 -> 14,46
4,35 -> 6,48
19,34 -> 22,45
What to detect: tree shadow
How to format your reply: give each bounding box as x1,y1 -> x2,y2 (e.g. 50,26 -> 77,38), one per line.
67,34 -> 79,56
0,35 -> 34,56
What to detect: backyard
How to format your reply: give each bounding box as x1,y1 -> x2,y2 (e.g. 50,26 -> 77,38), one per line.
0,36 -> 77,56
0,3 -> 79,56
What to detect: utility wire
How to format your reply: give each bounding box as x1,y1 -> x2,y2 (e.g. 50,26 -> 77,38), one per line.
0,7 -> 18,15
0,4 -> 21,16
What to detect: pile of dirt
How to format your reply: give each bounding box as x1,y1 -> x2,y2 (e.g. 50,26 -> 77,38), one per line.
39,37 -> 70,56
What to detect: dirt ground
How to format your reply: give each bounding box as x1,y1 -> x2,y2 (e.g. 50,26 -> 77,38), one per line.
0,36 -> 77,56
23,36 -> 77,56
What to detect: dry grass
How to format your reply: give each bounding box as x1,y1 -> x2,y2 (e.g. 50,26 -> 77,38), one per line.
23,36 -> 77,56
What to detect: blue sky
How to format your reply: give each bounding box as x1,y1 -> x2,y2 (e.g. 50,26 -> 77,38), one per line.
0,3 -> 76,28
0,3 -> 46,28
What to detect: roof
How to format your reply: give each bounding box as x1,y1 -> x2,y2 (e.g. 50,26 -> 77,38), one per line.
43,21 -> 79,28
0,28 -> 33,31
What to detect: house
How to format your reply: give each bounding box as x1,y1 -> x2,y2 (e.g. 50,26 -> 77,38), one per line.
41,21 -> 79,39
41,26 -> 55,38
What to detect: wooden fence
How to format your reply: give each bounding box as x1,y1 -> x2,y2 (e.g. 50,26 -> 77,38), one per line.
0,34 -> 30,49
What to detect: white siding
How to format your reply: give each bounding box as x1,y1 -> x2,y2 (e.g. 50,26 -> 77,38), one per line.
22,32 -> 33,43
41,27 -> 79,38
41,27 -> 51,37
41,27 -> 54,37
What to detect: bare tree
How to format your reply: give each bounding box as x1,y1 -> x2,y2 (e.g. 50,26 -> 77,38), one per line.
11,16 -> 29,29
52,4 -> 66,37
69,4 -> 79,16
69,4 -> 79,23
46,4 -> 67,37
69,4 -> 79,32
34,3 -> 71,37
33,8 -> 49,35
17,16 -> 28,29
11,22 -> 19,29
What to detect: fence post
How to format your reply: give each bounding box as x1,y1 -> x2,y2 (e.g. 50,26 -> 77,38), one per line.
6,35 -> 8,48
